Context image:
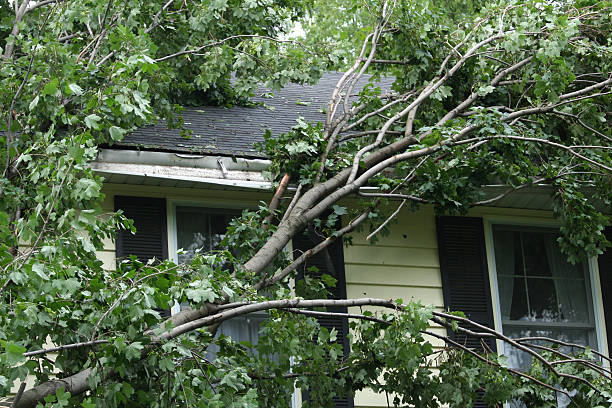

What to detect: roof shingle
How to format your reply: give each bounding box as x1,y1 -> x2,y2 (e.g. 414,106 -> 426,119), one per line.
114,72 -> 394,157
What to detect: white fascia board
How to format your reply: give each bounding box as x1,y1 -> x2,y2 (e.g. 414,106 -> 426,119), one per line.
92,149 -> 272,190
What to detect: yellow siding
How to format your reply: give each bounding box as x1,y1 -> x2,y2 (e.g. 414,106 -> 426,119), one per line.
345,205 -> 560,407
342,207 -> 445,408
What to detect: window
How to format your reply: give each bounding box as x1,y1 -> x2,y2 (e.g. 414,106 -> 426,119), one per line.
172,203 -> 302,407
491,225 -> 600,367
174,205 -> 239,264
437,216 -> 610,408
489,224 -> 603,407
172,205 -> 263,344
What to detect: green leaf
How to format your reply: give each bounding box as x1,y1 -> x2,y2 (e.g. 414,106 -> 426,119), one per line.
84,114 -> 102,130
32,263 -> 50,280
2,341 -> 26,365
109,126 -> 126,141
43,79 -> 59,96
185,287 -> 217,303
29,95 -> 39,110
477,85 -> 495,96
125,342 -> 144,361
74,178 -> 100,200
332,205 -> 347,216
67,83 -> 84,96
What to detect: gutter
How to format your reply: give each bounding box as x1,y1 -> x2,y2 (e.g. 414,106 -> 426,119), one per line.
92,148 -> 273,190
96,148 -> 270,171
93,148 -> 586,211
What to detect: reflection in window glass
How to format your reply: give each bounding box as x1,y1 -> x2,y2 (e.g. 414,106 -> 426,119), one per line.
175,206 -> 238,264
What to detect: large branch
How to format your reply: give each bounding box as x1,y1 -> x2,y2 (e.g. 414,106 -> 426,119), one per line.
254,210 -> 370,290
15,368 -> 95,408
156,297 -> 399,342
345,32 -> 508,184
242,73 -> 610,278
2,1 -> 30,60
18,290 -> 612,406
15,298 -> 400,407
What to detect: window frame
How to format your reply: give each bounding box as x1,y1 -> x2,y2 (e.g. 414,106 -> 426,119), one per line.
166,198 -> 302,406
483,216 -> 609,363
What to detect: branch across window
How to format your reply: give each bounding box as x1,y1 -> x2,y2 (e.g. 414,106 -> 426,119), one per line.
173,204 -> 349,406
491,225 -> 598,368
491,225 -> 600,407
436,216 -> 610,408
175,205 -> 240,264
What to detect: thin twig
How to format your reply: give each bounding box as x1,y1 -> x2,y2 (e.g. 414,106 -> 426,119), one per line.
10,382 -> 27,408
423,330 -> 577,402
366,199 -> 406,241
155,35 -> 300,63
90,265 -> 179,341
24,340 -> 109,357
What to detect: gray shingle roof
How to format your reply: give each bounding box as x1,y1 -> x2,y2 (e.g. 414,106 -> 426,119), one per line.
114,72 -> 394,158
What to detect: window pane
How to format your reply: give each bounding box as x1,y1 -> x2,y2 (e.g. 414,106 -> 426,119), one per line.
176,206 -> 210,263
206,314 -> 270,360
502,327 -> 591,370
210,213 -> 235,250
526,277 -> 559,321
557,279 -> 589,323
493,226 -> 592,325
521,231 -> 554,277
503,275 -> 528,321
521,232 -> 553,277
494,230 -> 524,320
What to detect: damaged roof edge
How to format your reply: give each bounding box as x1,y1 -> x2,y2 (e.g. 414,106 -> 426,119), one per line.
94,148 -> 571,211
97,148 -> 271,172
92,148 -> 273,190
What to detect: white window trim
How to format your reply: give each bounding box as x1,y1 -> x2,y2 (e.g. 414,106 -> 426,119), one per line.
482,216 -> 609,366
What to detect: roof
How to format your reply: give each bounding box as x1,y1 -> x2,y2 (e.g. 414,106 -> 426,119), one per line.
112,72 -> 395,158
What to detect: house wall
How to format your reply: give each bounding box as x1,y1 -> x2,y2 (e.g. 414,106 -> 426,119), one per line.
98,183 -> 583,408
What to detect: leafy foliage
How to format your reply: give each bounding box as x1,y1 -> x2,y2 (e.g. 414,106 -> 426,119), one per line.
0,0 -> 611,407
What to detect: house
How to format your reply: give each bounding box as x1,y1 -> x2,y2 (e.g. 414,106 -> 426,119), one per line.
90,72 -> 611,408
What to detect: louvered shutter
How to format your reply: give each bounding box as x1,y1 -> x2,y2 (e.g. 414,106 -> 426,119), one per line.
436,216 -> 495,408
293,224 -> 353,408
115,196 -> 169,317
115,196 -> 168,263
436,216 -> 496,351
598,227 -> 612,358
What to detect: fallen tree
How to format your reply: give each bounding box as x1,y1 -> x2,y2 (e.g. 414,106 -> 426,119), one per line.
1,0 -> 611,407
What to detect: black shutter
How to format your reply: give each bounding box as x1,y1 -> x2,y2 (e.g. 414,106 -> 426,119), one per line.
293,223 -> 353,408
115,196 -> 168,263
436,216 -> 496,351
598,227 -> 612,358
436,216 -> 495,408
